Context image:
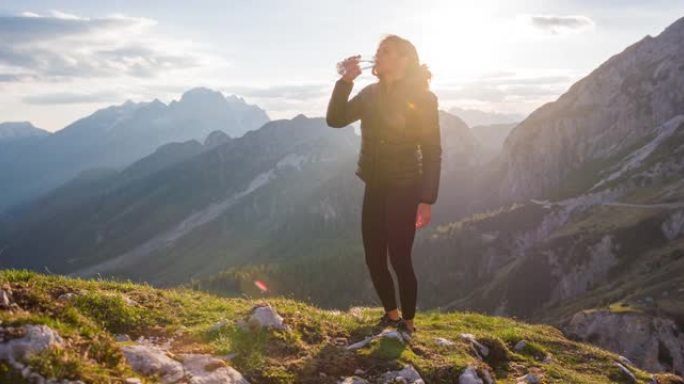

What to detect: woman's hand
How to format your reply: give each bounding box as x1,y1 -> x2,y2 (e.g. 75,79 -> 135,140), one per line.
416,202 -> 432,228
339,55 -> 362,83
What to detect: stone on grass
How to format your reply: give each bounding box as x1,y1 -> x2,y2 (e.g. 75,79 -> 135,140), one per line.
381,364 -> 424,384
0,324 -> 76,383
460,333 -> 490,358
514,340 -> 527,351
178,353 -> 250,384
459,365 -> 483,384
121,344 -> 185,384
58,292 -> 77,301
338,376 -> 369,384
615,362 -> 637,383
516,368 -> 543,384
247,303 -> 287,331
0,289 -> 12,308
122,343 -> 251,384
347,336 -> 373,351
346,328 -> 407,351
435,337 -> 455,346
0,324 -> 64,361
115,334 -> 132,342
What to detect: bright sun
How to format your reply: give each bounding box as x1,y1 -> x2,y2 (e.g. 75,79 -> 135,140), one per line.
414,2 -> 508,82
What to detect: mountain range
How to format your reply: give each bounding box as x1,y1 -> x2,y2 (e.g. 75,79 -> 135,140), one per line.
0,87 -> 270,212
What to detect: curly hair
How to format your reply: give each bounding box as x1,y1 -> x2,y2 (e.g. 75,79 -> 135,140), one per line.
372,34 -> 432,92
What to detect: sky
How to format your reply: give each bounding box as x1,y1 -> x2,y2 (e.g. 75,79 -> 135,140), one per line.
0,0 -> 682,131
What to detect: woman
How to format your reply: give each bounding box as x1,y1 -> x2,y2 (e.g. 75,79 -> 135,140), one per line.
326,34 -> 442,339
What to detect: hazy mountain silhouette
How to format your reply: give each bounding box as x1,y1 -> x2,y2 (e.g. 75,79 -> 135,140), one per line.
0,88 -> 269,212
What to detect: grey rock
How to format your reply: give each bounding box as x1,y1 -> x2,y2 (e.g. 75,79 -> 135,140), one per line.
514,340 -> 527,351
381,364 -> 424,384
347,328 -> 407,351
57,292 -> 77,301
247,304 -> 287,331
615,362 -> 637,383
0,324 -> 64,362
460,333 -> 489,358
338,376 -> 369,384
115,334 -> 132,342
178,353 -> 250,384
0,289 -> 11,308
434,337 -> 455,346
459,365 -> 483,384
121,344 -> 185,384
565,309 -> 684,374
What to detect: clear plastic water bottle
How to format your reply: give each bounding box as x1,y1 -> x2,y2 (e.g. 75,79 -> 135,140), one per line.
336,54 -> 376,77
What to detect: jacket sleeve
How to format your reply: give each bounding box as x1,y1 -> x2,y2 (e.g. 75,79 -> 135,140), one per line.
418,92 -> 442,204
326,78 -> 366,128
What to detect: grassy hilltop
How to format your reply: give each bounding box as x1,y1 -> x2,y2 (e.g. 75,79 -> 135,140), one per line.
0,269 -> 681,384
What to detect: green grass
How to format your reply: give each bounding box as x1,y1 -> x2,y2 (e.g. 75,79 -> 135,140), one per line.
0,269 -> 680,383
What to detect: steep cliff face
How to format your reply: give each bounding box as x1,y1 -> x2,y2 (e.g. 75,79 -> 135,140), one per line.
498,16 -> 684,203
566,309 -> 684,375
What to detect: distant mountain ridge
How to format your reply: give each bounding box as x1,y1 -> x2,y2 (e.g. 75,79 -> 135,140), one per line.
0,121 -> 49,143
0,114 -> 362,282
448,106 -> 524,127
0,87 -> 270,211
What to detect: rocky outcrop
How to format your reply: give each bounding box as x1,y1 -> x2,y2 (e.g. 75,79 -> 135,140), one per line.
121,344 -> 185,384
498,16 -> 684,203
565,309 -> 684,375
0,324 -> 85,384
121,344 -> 250,384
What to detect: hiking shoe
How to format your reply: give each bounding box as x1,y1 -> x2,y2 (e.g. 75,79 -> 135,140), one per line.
397,319 -> 416,341
374,313 -> 402,330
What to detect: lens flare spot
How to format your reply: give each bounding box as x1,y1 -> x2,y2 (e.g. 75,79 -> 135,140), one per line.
254,279 -> 269,292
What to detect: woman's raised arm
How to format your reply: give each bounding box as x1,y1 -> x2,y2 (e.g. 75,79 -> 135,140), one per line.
326,78 -> 367,128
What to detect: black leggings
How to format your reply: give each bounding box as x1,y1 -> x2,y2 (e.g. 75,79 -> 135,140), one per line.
361,178 -> 421,320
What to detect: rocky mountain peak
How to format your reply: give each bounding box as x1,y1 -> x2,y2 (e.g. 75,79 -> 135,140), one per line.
498,15 -> 684,203
178,87 -> 227,106
0,121 -> 49,141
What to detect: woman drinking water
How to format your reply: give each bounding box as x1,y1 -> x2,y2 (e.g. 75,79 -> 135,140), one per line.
326,34 -> 442,340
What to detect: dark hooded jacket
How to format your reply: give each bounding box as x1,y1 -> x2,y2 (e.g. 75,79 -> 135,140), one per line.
325,76 -> 442,204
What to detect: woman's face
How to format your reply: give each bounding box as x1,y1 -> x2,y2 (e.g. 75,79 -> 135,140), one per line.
374,41 -> 407,78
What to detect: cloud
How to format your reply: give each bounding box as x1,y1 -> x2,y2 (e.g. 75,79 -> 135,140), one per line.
22,90 -> 122,105
222,83 -> 329,99
0,74 -> 23,82
524,14 -> 595,35
0,11 -> 221,81
435,73 -> 575,103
